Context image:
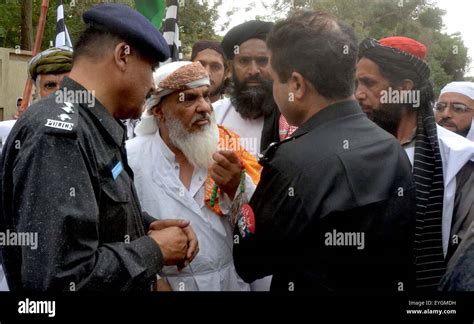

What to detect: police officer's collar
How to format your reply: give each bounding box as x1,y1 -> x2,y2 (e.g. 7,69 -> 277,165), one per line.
258,135 -> 302,165
258,100 -> 363,165
60,77 -> 126,147
291,100 -> 362,138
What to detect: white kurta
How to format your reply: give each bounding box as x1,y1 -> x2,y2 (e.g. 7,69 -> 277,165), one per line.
404,125 -> 474,255
0,265 -> 8,291
0,120 -> 15,291
126,132 -> 251,291
0,120 -> 16,152
213,98 -> 263,157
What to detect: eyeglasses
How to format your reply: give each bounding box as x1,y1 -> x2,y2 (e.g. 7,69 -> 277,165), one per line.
434,102 -> 473,113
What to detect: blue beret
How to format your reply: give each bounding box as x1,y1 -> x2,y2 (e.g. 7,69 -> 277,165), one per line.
83,3 -> 170,63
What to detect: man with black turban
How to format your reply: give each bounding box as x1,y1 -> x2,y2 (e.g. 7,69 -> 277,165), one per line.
356,36 -> 474,290
214,20 -> 292,159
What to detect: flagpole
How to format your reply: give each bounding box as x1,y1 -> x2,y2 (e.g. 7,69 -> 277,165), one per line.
18,0 -> 50,116
162,0 -> 181,64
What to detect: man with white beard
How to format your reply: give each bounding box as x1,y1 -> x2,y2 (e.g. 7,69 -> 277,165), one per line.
127,61 -> 261,291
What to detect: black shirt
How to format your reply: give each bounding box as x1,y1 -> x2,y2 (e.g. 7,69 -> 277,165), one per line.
0,77 -> 162,291
234,100 -> 416,293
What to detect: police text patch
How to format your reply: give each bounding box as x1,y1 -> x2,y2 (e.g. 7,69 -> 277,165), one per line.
45,119 -> 74,131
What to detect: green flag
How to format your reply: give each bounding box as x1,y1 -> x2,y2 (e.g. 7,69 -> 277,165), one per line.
135,0 -> 166,30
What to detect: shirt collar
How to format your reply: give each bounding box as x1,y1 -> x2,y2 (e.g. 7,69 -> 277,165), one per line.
61,77 -> 125,147
292,100 -> 363,137
154,130 -> 176,164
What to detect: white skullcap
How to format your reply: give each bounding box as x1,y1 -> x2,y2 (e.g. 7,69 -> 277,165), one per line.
440,81 -> 474,100
135,61 -> 210,136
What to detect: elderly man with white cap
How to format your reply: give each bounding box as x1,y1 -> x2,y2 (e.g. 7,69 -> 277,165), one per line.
127,61 -> 261,291
435,81 -> 474,141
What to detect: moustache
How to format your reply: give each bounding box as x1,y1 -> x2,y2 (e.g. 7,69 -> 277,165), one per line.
438,119 -> 457,128
244,75 -> 266,85
359,103 -> 373,113
191,112 -> 211,124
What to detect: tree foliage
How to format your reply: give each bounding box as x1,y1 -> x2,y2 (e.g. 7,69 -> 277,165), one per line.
0,0 -> 221,58
1,0 -> 468,93
262,0 -> 471,92
177,0 -> 222,57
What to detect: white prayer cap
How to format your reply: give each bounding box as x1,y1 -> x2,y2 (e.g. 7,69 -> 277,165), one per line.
135,61 -> 210,136
146,61 -> 210,110
440,81 -> 474,100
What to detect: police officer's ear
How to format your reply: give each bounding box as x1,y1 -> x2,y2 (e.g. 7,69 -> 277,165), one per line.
114,42 -> 132,71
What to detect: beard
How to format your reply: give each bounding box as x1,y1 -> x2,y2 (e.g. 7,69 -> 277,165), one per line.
437,118 -> 470,137
164,110 -> 219,169
363,103 -> 403,137
210,76 -> 227,98
230,71 -> 276,120
457,125 -> 471,138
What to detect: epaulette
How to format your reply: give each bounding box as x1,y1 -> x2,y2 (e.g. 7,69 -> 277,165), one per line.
42,98 -> 79,136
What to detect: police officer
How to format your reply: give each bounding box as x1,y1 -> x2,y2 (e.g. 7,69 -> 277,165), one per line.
0,3 -> 198,291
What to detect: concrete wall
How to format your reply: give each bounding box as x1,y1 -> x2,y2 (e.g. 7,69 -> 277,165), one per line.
0,47 -> 32,121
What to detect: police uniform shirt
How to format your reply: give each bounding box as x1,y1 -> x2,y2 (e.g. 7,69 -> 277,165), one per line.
233,100 -> 417,292
0,77 -> 163,291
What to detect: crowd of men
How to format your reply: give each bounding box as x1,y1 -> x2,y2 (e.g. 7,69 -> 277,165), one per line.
0,3 -> 473,293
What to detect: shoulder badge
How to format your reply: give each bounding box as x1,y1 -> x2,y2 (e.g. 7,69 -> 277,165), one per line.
44,100 -> 78,134
237,204 -> 256,239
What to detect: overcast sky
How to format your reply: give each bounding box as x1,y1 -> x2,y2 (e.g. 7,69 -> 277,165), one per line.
215,0 -> 474,76
436,0 -> 473,76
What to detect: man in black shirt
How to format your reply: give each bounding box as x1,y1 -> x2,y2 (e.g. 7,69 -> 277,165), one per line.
233,11 -> 416,293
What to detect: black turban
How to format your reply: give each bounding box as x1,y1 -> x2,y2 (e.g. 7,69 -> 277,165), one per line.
221,20 -> 274,59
